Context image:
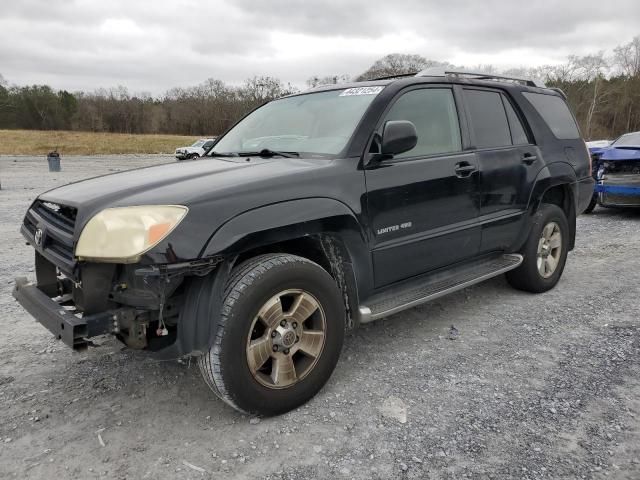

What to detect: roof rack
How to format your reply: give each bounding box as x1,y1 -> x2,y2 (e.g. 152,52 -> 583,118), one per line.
365,72 -> 419,81
415,67 -> 546,88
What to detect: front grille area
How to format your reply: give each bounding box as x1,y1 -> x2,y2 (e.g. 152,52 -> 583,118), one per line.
23,200 -> 78,273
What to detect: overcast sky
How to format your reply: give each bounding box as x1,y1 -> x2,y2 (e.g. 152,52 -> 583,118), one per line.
1,0 -> 639,94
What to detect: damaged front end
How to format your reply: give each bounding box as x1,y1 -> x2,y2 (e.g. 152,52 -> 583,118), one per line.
12,199 -> 227,358
595,150 -> 640,207
13,251 -> 224,355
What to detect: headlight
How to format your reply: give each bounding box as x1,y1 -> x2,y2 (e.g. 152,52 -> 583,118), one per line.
75,205 -> 188,263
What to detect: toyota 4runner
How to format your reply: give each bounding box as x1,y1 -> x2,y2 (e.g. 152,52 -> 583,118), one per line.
13,68 -> 594,415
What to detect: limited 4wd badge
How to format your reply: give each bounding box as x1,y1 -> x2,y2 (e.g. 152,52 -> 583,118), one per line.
377,222 -> 413,235
339,86 -> 384,96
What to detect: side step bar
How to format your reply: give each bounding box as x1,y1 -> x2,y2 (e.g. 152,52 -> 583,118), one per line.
359,254 -> 523,323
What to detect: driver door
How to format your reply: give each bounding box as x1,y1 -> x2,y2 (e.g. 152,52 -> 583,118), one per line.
365,86 -> 481,288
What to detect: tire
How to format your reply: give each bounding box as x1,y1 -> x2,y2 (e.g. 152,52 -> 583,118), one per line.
506,203 -> 570,293
189,153 -> 199,159
582,194 -> 598,214
199,254 -> 345,415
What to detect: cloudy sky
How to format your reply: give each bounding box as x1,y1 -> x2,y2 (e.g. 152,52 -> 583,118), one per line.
1,0 -> 639,94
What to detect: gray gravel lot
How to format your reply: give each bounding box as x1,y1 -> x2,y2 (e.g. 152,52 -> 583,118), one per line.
1,155 -> 639,480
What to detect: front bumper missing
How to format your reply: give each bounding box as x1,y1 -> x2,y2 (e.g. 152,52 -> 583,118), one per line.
12,277 -> 116,351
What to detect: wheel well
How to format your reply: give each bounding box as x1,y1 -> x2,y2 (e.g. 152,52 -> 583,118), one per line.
233,235 -> 359,328
540,184 -> 569,212
539,184 -> 576,250
235,236 -> 332,274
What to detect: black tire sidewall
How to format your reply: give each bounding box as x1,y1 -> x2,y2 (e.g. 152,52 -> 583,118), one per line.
218,258 -> 345,415
583,194 -> 598,214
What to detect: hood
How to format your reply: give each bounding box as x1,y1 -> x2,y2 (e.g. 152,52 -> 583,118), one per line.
32,155 -> 359,265
40,158 -> 263,208
600,146 -> 640,161
38,155 -> 338,237
588,146 -> 608,156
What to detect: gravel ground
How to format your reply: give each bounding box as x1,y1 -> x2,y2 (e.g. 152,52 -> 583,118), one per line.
1,155 -> 639,480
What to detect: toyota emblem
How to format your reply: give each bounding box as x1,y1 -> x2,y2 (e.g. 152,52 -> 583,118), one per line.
34,228 -> 43,247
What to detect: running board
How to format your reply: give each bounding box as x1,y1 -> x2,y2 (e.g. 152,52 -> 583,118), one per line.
359,254 -> 523,323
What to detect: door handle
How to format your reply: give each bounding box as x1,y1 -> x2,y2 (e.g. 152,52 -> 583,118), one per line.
522,153 -> 538,165
454,162 -> 477,178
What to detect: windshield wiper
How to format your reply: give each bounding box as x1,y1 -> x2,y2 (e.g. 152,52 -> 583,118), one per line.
238,149 -> 300,158
208,151 -> 238,157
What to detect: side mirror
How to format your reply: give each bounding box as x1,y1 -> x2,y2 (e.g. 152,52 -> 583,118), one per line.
381,120 -> 418,156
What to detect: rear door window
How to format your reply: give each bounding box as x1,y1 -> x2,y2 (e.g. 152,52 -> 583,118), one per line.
464,89 -> 512,148
522,92 -> 581,139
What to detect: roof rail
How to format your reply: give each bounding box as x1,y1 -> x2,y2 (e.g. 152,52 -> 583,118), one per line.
415,67 -> 546,88
360,72 -> 419,81
547,87 -> 567,99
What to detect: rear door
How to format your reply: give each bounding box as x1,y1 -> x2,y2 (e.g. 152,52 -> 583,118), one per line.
365,86 -> 481,288
462,88 -> 540,253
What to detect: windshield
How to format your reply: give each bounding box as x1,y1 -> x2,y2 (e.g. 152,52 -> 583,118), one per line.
191,139 -> 206,147
613,132 -> 640,147
210,87 -> 383,156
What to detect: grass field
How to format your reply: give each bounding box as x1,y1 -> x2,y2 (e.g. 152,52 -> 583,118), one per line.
0,130 -> 202,155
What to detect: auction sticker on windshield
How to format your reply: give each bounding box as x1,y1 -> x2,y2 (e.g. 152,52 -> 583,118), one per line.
339,86 -> 384,96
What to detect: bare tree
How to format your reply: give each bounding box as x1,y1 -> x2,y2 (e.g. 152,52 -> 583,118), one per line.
355,54 -> 450,81
613,36 -> 640,77
306,74 -> 351,88
612,37 -> 640,132
570,53 -> 610,138
241,76 -> 297,103
0,73 -> 10,110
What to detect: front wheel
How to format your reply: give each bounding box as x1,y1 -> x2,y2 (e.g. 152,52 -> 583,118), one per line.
506,203 -> 570,293
199,254 -> 345,415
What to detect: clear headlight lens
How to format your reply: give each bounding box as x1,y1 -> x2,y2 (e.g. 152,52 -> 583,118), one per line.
75,205 -> 188,263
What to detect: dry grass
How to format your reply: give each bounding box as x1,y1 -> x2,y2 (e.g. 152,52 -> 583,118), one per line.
0,130 -> 202,155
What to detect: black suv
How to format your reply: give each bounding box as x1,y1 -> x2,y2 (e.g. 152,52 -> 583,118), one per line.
13,69 -> 594,415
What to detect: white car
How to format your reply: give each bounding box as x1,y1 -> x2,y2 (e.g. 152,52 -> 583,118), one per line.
585,139 -> 612,150
175,138 -> 216,160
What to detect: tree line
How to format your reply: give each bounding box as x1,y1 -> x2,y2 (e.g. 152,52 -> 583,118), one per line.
1,36 -> 639,140
0,75 -> 297,136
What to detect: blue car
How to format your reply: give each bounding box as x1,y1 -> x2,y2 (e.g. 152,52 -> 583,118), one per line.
586,132 -> 640,211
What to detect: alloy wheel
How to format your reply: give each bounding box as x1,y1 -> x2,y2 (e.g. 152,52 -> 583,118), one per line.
536,221 -> 562,278
246,289 -> 327,389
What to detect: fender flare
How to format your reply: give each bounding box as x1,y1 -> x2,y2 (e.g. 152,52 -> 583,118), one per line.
203,197 -> 373,304
510,162 -> 578,252
526,162 -> 577,212
201,197 -> 368,258
154,199 -> 371,358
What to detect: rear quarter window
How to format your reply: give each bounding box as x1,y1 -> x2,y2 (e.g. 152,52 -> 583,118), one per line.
522,92 -> 581,140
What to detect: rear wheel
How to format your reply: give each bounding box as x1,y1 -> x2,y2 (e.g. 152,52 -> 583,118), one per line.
199,254 -> 345,415
506,203 -> 569,293
583,193 -> 598,214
